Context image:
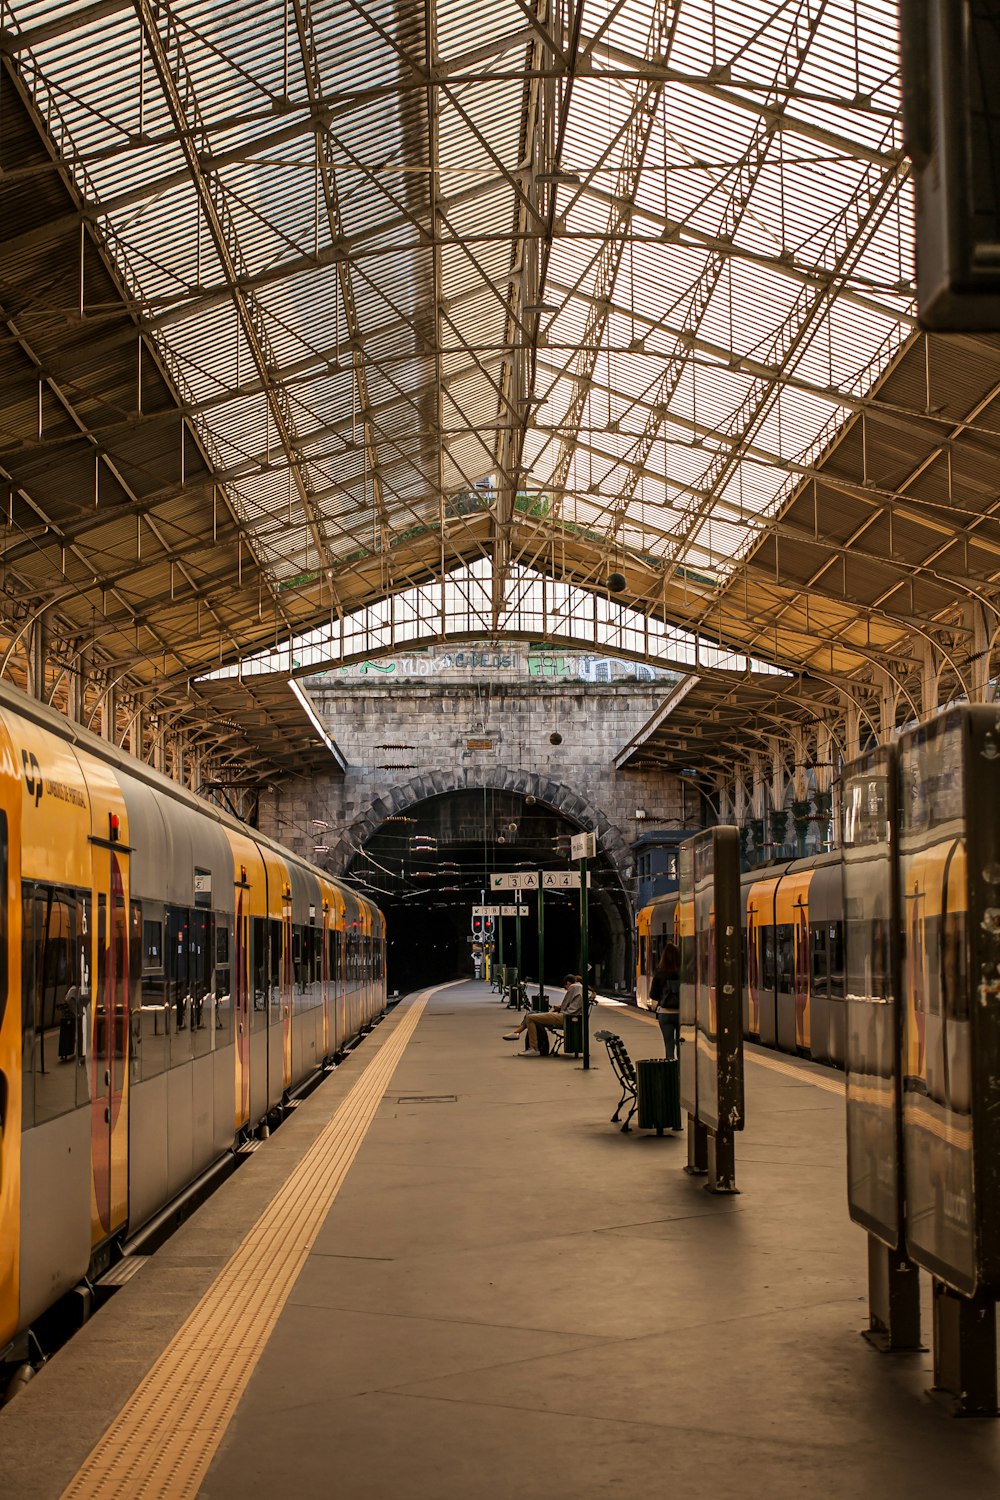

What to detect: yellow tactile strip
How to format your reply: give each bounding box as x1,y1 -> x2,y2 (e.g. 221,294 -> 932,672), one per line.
743,1046 -> 845,1097
62,995 -> 428,1500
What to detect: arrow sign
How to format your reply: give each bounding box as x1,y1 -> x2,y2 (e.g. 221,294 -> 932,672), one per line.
490,872 -> 539,890
500,905 -> 528,916
473,905 -> 500,917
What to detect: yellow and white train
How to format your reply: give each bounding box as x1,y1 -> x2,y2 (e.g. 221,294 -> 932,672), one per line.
637,851 -> 846,1065
0,679 -> 385,1374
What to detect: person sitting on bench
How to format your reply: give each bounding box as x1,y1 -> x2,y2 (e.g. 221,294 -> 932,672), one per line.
503,975 -> 583,1055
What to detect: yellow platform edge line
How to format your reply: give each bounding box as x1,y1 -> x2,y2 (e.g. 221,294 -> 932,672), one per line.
61,996 -> 428,1500
743,1048 -> 844,1097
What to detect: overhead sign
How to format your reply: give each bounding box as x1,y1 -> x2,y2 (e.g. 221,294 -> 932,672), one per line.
491,870 -> 589,890
570,832 -> 597,861
491,872 -> 540,890
540,870 -> 591,889
473,905 -> 500,917
500,905 -> 529,917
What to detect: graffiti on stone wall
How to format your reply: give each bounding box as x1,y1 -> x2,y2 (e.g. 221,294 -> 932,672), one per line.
330,646 -> 666,682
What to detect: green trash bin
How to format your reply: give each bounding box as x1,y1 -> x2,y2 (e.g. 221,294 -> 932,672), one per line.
531,992 -> 549,1012
563,1012 -> 584,1057
636,1058 -> 681,1135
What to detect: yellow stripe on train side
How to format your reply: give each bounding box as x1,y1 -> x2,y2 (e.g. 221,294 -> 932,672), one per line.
0,713 -> 22,1353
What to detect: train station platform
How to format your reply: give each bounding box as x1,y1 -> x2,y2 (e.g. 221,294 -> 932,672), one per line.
3,982 -> 1000,1500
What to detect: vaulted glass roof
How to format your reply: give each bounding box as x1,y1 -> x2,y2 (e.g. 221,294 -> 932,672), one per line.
8,1 -> 993,782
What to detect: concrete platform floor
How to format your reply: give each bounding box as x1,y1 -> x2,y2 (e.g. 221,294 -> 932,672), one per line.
3,980 -> 1000,1499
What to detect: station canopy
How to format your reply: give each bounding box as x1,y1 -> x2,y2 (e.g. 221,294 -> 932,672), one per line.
1,1 -> 998,783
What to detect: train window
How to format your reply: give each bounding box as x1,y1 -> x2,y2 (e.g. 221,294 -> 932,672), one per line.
214,919 -> 231,1040
129,903 -> 142,1086
829,922 -> 845,999
188,909 -> 213,1057
21,883 -> 89,1127
143,920 -> 162,970
293,924 -> 305,998
775,924 -> 794,993
761,927 -> 776,992
941,908 -> 969,1021
251,917 -> 268,1030
304,927 -> 322,1010
269,919 -> 283,1025
166,907 -> 193,1068
810,924 -> 829,996
137,903 -> 168,1080
111,893 -> 128,1096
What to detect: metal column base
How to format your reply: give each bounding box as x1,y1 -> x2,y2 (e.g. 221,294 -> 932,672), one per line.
706,1126 -> 739,1195
684,1114 -> 708,1175
862,1235 -> 924,1352
930,1280 -> 998,1417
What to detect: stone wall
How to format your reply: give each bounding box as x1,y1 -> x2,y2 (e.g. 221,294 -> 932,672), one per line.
258,671 -> 700,891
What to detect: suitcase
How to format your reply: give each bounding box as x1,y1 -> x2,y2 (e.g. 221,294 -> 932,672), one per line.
636,1057 -> 681,1134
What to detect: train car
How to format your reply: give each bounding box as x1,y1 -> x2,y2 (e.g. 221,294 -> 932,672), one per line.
739,853 -> 845,1064
640,845 -> 847,1070
0,679 -> 386,1379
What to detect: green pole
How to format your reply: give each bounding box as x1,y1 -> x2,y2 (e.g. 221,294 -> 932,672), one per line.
537,873 -> 545,1006
580,856 -> 590,1069
498,912 -> 504,982
515,891 -> 522,991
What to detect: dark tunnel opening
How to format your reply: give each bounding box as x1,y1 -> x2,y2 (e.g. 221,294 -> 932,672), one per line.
343,789 -> 631,995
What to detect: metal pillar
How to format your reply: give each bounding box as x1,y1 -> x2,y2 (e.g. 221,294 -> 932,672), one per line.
536,873 -> 545,1005
864,1236 -> 923,1352
931,1280 -> 998,1416
579,853 -> 590,1070
515,891 -> 522,985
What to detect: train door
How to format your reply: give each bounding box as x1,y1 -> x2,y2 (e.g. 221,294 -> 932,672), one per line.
745,897 -> 760,1038
92,865 -> 129,1238
809,920 -> 830,1062
233,877 -> 251,1131
321,896 -> 331,1059
281,887 -> 293,1090
0,764 -> 19,1354
807,856 -> 845,1065
794,895 -> 811,1051
746,875 -> 780,1045
335,919 -> 346,1054
774,868 -> 809,1054
340,891 -> 358,1045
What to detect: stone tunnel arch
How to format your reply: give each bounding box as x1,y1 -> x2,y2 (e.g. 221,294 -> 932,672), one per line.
327,766 -> 634,891
328,768 -> 636,990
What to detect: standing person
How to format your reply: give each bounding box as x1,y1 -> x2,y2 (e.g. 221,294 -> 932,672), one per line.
503,974 -> 582,1055
650,942 -> 680,1060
